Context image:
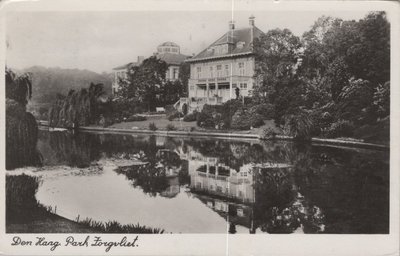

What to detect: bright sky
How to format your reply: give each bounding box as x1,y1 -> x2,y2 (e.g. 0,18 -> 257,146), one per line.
6,10 -> 370,73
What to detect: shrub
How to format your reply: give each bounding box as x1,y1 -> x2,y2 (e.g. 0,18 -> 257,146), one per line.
149,122 -> 157,131
196,111 -> 215,128
309,109 -> 334,137
166,124 -> 176,131
325,119 -> 355,138
164,104 -> 175,113
167,110 -> 184,121
222,99 -> 243,118
250,103 -> 275,120
98,115 -> 114,127
283,110 -> 314,141
231,108 -> 250,130
124,115 -> 147,122
196,101 -> 243,129
262,127 -> 277,140
183,111 -> 198,122
231,107 -> 264,130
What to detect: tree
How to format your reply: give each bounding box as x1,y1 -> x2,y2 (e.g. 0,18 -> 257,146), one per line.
119,56 -> 168,112
5,68 -> 41,169
178,61 -> 191,97
6,68 -> 32,107
253,28 -> 304,125
299,11 -> 390,139
48,83 -> 109,128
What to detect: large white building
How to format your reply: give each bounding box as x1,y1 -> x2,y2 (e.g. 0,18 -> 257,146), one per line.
178,16 -> 263,112
111,42 -> 189,95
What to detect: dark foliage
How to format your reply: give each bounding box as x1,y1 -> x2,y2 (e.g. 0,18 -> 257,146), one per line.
183,111 -> 198,122
6,69 -> 42,170
48,83 -> 110,128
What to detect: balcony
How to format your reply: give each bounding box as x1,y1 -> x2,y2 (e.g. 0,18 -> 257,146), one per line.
189,75 -> 253,84
190,97 -> 223,105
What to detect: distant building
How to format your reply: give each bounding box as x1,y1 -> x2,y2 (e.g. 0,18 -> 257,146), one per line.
112,56 -> 144,95
178,16 -> 263,112
111,42 -> 189,95
154,42 -> 189,81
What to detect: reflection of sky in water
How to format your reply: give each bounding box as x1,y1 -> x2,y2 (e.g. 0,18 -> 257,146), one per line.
35,162 -> 242,233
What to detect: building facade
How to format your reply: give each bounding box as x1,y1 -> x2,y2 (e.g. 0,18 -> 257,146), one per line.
179,16 -> 263,112
111,42 -> 188,95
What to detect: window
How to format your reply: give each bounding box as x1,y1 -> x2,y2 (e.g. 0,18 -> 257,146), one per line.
238,62 -> 245,76
190,85 -> 195,90
236,41 -> 245,48
224,65 -> 229,76
165,48 -> 170,52
197,67 -> 202,78
216,65 -> 222,77
239,83 -> 247,89
173,68 -> 179,79
209,66 -> 214,78
172,48 -> 177,52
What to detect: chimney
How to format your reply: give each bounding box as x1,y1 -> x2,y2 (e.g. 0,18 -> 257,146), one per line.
249,15 -> 255,27
229,20 -> 235,30
137,56 -> 144,64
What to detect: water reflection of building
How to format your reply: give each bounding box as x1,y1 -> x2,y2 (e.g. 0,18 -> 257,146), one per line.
190,161 -> 255,204
157,149 -> 182,198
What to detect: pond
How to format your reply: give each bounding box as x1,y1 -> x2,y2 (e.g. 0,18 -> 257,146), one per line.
8,129 -> 390,234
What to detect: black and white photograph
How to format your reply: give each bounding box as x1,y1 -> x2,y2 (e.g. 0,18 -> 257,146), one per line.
0,0 -> 399,255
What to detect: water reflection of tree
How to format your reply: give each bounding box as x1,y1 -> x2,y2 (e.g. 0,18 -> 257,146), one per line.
45,131 -> 100,168
115,164 -> 169,197
293,146 -> 389,234
114,145 -> 189,197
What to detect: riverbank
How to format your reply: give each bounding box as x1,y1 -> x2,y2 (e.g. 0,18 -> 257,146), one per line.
38,120 -> 389,150
7,212 -> 95,233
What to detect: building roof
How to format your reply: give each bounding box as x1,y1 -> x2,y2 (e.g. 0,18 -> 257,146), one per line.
156,52 -> 190,66
112,62 -> 140,71
158,41 -> 179,47
187,26 -> 264,63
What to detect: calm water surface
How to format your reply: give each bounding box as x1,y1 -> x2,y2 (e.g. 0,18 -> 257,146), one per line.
21,130 -> 390,233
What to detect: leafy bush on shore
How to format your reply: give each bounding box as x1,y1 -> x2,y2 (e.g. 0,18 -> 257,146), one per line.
6,174 -> 42,222
231,107 -> 264,130
166,124 -> 176,131
196,100 -> 244,129
183,111 -> 198,122
149,122 -> 158,131
77,218 -> 164,234
325,119 -> 355,138
283,110 -> 314,141
167,110 -> 184,121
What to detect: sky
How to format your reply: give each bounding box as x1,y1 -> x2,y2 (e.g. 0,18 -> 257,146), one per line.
6,10 -> 371,73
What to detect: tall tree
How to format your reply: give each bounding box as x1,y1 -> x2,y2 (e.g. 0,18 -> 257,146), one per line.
253,28 -> 304,124
119,56 -> 168,112
5,68 -> 41,169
